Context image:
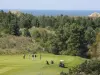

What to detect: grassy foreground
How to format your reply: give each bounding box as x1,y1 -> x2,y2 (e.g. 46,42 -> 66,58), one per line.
0,53 -> 85,75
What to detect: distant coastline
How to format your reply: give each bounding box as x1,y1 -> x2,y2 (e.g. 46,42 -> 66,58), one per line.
1,9 -> 100,16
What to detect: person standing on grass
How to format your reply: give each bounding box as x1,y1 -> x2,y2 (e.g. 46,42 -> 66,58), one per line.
51,60 -> 54,64
29,54 -> 31,59
40,54 -> 41,60
32,54 -> 34,60
46,60 -> 49,65
23,54 -> 25,59
35,54 -> 37,58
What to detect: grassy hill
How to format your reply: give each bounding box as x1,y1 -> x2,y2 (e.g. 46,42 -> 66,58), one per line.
0,27 -> 55,54
0,35 -> 35,54
0,53 -> 85,75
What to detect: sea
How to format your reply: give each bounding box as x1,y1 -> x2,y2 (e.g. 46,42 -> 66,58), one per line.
1,9 -> 100,16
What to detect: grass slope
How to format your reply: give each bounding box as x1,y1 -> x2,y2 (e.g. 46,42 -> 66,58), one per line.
0,54 -> 85,75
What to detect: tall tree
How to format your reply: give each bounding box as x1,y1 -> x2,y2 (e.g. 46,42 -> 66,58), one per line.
9,19 -> 20,36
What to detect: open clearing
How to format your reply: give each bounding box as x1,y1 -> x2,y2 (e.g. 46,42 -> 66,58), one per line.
0,53 -> 85,75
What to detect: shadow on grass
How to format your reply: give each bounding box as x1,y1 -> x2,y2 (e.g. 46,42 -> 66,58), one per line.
64,66 -> 68,68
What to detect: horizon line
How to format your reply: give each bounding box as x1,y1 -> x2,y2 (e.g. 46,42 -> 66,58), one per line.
0,9 -> 100,11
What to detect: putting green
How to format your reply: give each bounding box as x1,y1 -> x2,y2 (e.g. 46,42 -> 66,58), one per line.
0,54 -> 85,75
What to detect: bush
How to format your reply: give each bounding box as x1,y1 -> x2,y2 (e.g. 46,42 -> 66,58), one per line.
19,28 -> 31,37
60,71 -> 67,75
60,50 -> 79,56
61,60 -> 100,75
29,27 -> 40,38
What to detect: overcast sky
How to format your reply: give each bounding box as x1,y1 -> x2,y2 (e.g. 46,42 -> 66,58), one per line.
0,0 -> 100,10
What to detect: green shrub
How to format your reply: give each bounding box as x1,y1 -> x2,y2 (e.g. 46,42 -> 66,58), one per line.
60,50 -> 79,56
19,28 -> 31,37
62,60 -> 100,75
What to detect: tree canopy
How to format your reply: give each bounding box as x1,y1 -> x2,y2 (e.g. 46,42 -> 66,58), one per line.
0,10 -> 100,57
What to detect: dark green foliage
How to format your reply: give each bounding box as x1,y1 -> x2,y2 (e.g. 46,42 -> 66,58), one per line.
0,10 -> 99,56
60,71 -> 67,75
18,13 -> 33,28
85,27 -> 96,44
23,28 -> 31,37
61,60 -> 100,75
9,20 -> 20,36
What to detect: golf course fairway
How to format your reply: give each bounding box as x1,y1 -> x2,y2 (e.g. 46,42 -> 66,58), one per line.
0,53 -> 85,75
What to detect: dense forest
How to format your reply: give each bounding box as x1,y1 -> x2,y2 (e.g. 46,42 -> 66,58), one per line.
0,10 -> 100,58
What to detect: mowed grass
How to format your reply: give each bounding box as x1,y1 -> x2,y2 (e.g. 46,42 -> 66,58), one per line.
0,53 -> 85,75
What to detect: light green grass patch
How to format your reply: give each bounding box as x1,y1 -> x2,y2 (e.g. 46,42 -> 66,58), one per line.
0,54 -> 86,75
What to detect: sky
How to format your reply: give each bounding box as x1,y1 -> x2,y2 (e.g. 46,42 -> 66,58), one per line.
0,0 -> 100,10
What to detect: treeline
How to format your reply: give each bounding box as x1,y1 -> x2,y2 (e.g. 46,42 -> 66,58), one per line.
0,10 -> 100,57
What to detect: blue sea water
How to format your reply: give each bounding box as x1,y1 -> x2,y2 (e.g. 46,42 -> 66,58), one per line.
1,9 -> 100,16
